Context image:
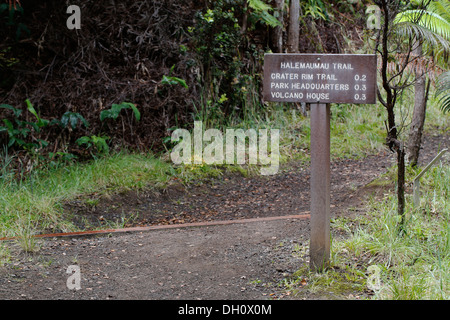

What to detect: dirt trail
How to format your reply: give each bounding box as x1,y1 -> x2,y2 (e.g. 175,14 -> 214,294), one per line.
66,152 -> 394,230
0,133 -> 448,300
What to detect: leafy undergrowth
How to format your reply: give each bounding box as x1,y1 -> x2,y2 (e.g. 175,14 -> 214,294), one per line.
0,101 -> 388,238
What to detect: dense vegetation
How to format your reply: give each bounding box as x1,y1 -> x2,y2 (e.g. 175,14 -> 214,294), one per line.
0,0 -> 372,163
1,0 -> 449,300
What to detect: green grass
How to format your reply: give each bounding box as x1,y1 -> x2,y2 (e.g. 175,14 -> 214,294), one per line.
0,100 -> 385,257
0,152 -> 176,238
203,101 -> 387,165
0,93 -> 446,262
277,96 -> 449,300
0,149 -> 254,243
283,162 -> 449,300
365,165 -> 449,299
329,104 -> 386,159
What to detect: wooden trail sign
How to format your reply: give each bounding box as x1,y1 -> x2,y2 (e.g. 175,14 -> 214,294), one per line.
263,54 -> 377,104
263,53 -> 377,271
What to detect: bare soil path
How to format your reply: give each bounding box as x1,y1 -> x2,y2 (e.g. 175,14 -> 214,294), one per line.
0,132 -> 448,300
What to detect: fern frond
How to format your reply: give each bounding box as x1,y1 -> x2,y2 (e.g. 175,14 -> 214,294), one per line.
247,0 -> 281,28
395,9 -> 450,40
428,0 -> 450,22
247,0 -> 272,12
435,71 -> 450,113
393,20 -> 450,54
258,10 -> 282,27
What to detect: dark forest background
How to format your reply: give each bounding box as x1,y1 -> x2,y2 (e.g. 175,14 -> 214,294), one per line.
0,0 -> 367,161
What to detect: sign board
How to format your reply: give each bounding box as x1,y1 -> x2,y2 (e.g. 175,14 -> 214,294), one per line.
263,54 -> 377,104
263,53 -> 377,271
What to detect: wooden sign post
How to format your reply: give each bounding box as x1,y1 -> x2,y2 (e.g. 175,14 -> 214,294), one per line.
309,102 -> 331,271
263,53 -> 377,271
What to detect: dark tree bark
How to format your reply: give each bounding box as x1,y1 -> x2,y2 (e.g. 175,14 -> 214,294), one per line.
397,142 -> 406,227
287,0 -> 299,53
271,0 -> 284,53
375,0 -> 409,225
408,42 -> 430,167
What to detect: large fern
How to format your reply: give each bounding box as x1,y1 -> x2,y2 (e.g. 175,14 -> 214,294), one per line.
247,0 -> 281,28
428,0 -> 450,21
393,1 -> 450,114
247,0 -> 272,12
392,1 -> 450,78
436,71 -> 450,113
394,1 -> 450,52
394,9 -> 450,40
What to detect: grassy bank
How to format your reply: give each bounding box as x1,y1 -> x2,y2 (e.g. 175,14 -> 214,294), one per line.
282,143 -> 449,300
362,164 -> 449,299
280,163 -> 449,300
0,153 -> 173,237
0,93 -> 448,267
0,102 -> 388,239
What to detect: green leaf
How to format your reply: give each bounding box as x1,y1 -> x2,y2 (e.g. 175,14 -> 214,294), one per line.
25,99 -> 49,128
37,139 -> 49,148
100,102 -> 140,122
121,102 -> 141,122
75,136 -> 91,146
2,119 -> 14,131
436,70 -> 450,113
161,75 -> 188,89
61,111 -> 89,129
90,135 -> 109,154
100,109 -> 114,121
8,137 -> 16,148
60,116 -> 69,128
258,10 -> 282,28
248,0 -> 272,12
0,104 -> 22,118
395,9 -> 450,40
25,99 -> 38,118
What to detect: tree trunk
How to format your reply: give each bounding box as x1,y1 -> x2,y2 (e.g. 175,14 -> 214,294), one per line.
287,0 -> 299,53
376,0 -> 410,229
271,0 -> 284,53
397,145 -> 406,228
241,2 -> 249,36
408,42 -> 428,167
